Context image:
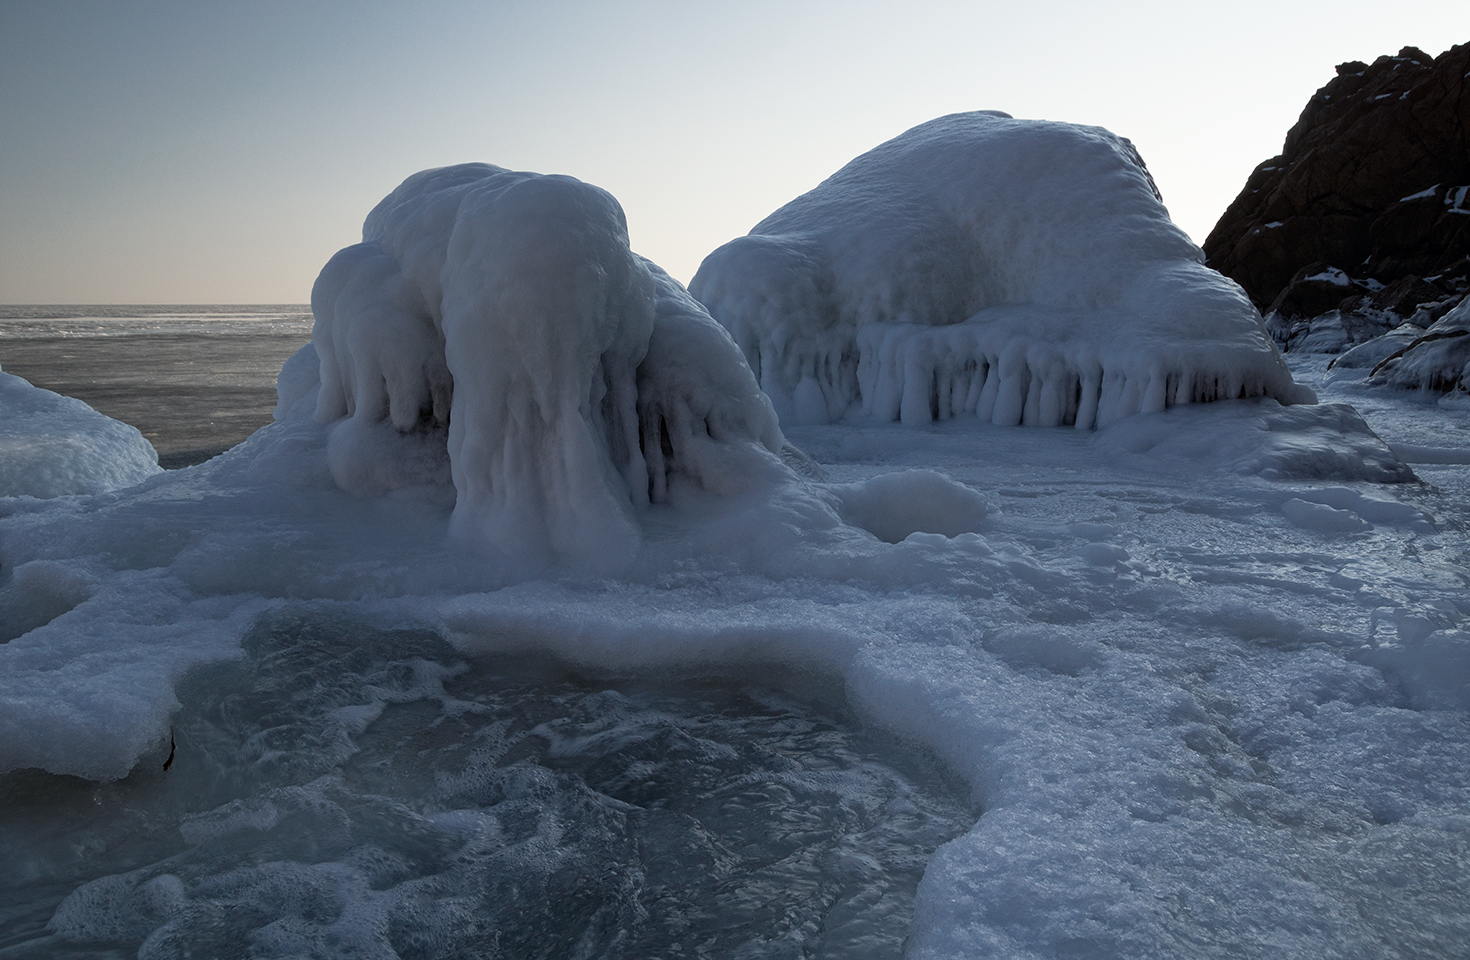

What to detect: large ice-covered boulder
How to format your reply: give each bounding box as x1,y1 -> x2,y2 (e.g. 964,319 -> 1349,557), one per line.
302,164 -> 784,570
691,111 -> 1312,428
0,367 -> 161,498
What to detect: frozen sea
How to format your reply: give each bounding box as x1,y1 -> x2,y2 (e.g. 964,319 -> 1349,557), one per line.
2,309 -> 1469,958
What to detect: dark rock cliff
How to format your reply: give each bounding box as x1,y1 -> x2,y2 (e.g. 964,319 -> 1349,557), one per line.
1203,43 -> 1470,312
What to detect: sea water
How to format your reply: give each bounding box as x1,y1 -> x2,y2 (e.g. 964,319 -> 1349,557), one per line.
1,611 -> 974,959
0,306 -> 311,468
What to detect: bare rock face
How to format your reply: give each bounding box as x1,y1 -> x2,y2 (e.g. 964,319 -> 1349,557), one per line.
1203,44 -> 1470,312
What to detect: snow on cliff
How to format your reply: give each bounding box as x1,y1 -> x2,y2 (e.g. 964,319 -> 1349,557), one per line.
692,111 -> 1313,428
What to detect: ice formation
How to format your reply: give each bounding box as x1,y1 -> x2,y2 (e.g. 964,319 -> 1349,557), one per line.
2,307 -> 1465,959
691,111 -> 1314,427
306,164 -> 784,569
5,146 -> 1468,958
0,367 -> 160,498
827,469 -> 988,543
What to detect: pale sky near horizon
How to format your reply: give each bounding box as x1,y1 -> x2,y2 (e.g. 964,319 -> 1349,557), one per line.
1,0 -> 1467,304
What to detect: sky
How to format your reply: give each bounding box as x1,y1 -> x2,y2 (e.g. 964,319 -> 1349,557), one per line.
1,0 -> 1467,304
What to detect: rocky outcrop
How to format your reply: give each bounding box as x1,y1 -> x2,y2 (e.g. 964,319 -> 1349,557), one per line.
1204,42 -> 1470,392
1203,44 -> 1470,312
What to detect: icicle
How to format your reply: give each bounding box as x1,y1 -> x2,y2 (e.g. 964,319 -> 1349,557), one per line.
901,345 -> 936,425
1075,371 -> 1101,430
1140,368 -> 1167,414
966,359 -> 989,414
992,345 -> 1028,426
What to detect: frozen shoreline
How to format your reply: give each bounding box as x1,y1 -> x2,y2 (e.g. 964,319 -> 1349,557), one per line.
2,124 -> 1467,952
1,347 -> 1466,956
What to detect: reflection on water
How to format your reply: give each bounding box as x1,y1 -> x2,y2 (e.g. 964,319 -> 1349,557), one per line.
0,611 -> 976,959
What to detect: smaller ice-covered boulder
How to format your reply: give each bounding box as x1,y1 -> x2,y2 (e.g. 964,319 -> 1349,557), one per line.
0,368 -> 161,498
1369,295 -> 1470,392
827,470 -> 988,543
692,111 -> 1312,429
1328,323 -> 1426,370
304,165 -> 786,571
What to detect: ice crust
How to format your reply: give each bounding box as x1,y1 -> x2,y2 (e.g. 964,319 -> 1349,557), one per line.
691,112 -> 1313,428
309,164 -> 785,570
4,362 -> 1459,957
0,368 -> 160,498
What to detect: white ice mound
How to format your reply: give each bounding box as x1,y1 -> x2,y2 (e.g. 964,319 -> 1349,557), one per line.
829,470 -> 988,543
691,111 -> 1314,429
0,368 -> 161,498
306,164 -> 784,569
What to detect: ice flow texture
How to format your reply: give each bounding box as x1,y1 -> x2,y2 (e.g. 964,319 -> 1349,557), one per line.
691,111 -> 1314,427
309,165 -> 784,570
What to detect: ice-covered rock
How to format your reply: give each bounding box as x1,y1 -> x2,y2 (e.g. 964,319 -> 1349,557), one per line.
1369,295 -> 1470,391
1290,310 -> 1351,354
691,111 -> 1311,430
1328,322 -> 1427,370
0,368 -> 161,498
304,164 -> 785,569
827,470 -> 988,543
1092,398 -> 1415,483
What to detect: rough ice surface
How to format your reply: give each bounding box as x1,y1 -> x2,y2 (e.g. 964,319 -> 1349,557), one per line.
0,367 -> 160,498
691,112 -> 1313,428
4,356 -> 1462,957
309,164 -> 784,571
3,155 -> 1469,957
